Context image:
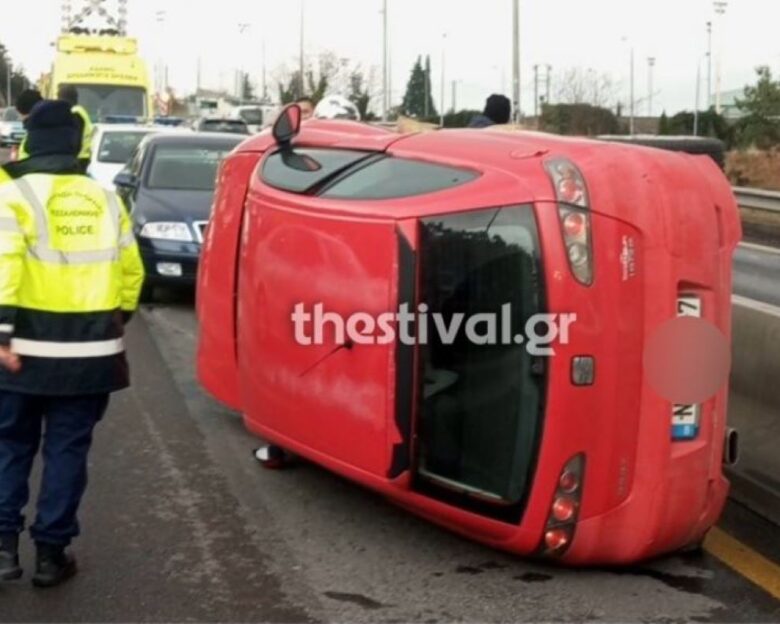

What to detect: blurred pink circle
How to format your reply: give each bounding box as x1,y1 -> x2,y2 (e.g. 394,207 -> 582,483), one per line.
643,317 -> 731,405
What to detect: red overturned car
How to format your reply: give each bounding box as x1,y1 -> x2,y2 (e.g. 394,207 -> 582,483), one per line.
196,105 -> 741,565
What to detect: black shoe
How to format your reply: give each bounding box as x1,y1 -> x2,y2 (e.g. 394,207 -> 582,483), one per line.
32,543 -> 77,589
0,533 -> 22,581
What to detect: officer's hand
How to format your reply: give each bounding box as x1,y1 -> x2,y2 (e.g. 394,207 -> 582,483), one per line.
0,346 -> 21,373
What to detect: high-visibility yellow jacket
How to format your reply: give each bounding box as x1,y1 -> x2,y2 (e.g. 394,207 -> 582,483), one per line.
71,105 -> 93,161
0,160 -> 144,394
16,136 -> 28,161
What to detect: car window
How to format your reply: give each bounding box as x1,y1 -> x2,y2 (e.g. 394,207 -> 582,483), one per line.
200,120 -> 249,134
98,131 -> 151,164
238,108 -> 263,124
147,143 -> 237,191
261,148 -> 375,194
320,157 -> 479,200
2,108 -> 20,122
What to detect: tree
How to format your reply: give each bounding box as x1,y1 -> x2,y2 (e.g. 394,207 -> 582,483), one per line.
555,67 -> 618,108
401,56 -> 437,119
241,73 -> 255,102
0,43 -> 32,107
658,111 -> 670,135
349,70 -> 372,120
732,66 -> 780,149
540,103 -> 620,136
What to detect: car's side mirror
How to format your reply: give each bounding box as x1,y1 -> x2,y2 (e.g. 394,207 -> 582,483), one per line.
273,104 -> 302,147
113,171 -> 138,189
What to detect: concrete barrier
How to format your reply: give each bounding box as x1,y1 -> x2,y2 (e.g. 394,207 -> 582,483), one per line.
728,296 -> 780,526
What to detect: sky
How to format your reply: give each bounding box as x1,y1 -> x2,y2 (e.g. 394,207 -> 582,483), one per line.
1,0 -> 778,116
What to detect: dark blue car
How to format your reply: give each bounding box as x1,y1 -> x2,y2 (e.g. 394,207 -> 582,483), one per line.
114,132 -> 243,300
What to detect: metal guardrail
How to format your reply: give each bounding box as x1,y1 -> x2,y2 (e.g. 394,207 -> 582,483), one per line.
734,187 -> 780,213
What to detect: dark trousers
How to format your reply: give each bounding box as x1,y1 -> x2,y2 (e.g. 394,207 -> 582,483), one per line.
0,392 -> 108,546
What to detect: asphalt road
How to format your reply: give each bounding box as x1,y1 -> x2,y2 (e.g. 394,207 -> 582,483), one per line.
1,295 -> 778,623
733,243 -> 780,307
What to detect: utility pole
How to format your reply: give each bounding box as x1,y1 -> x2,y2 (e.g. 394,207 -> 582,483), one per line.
451,80 -> 457,113
5,54 -> 11,109
706,21 -> 713,108
629,46 -> 635,134
382,0 -> 388,121
262,40 -> 268,102
713,1 -> 728,114
647,57 -> 656,117
694,59 -> 701,136
512,0 -> 521,122
546,64 -> 552,105
533,64 -> 539,118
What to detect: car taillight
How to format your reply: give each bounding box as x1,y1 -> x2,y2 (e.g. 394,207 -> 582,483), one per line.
538,454 -> 586,558
544,158 -> 593,286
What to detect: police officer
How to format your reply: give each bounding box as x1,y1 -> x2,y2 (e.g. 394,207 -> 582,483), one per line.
0,100 -> 144,588
57,85 -> 93,173
10,89 -> 44,163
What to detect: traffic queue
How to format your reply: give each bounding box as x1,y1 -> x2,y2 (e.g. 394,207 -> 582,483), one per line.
0,90 -> 741,589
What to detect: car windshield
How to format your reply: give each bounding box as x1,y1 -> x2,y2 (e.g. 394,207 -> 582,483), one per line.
97,130 -> 151,164
238,108 -> 263,124
201,119 -> 249,134
2,108 -> 20,122
68,84 -> 147,121
147,143 -> 238,191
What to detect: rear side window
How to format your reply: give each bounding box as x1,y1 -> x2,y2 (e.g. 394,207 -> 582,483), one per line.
261,148 -> 374,193
320,158 -> 478,200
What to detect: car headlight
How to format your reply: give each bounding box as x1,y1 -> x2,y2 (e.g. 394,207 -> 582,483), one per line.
139,222 -> 194,242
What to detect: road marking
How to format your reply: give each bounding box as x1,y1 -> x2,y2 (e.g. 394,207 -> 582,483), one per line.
705,527 -> 780,600
732,295 -> 780,317
738,242 -> 780,255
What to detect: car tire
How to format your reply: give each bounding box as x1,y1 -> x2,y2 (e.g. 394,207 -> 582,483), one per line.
597,136 -> 726,170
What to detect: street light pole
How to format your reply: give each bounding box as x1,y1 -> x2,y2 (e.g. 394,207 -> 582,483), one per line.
382,0 -> 388,121
512,0 -> 521,123
713,1 -> 728,114
299,0 -> 305,97
5,54 -> 11,109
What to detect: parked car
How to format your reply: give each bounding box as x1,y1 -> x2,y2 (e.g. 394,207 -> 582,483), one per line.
230,105 -> 264,133
195,116 -> 250,135
114,132 -> 242,298
89,124 -> 156,188
0,107 -> 25,147
196,107 -> 741,565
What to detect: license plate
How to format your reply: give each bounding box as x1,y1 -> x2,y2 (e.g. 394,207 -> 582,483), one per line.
672,295 -> 702,440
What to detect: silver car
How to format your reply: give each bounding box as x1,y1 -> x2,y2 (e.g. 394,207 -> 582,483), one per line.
0,108 -> 24,147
